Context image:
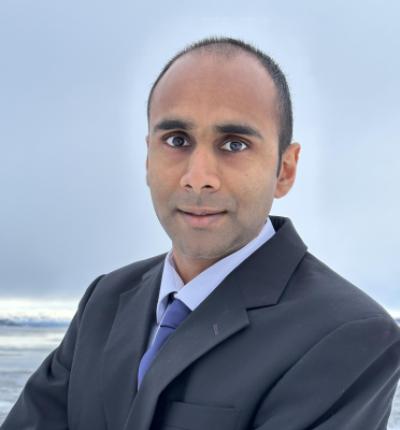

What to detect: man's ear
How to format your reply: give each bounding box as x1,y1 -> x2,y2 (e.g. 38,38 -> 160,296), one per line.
145,135 -> 149,186
274,143 -> 301,198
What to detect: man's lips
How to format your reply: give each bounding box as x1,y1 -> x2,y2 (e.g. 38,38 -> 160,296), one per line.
177,208 -> 228,228
178,208 -> 227,216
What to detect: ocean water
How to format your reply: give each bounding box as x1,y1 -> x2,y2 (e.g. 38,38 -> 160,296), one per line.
0,325 -> 68,424
0,322 -> 400,427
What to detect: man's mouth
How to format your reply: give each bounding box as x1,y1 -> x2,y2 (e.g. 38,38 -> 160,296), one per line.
177,208 -> 228,227
178,208 -> 227,216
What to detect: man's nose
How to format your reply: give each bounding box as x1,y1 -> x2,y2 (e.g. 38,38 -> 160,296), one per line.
179,147 -> 221,193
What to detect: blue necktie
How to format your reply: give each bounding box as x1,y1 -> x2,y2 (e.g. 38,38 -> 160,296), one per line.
137,295 -> 191,389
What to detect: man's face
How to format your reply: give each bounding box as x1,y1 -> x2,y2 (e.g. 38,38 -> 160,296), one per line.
146,51 -> 299,264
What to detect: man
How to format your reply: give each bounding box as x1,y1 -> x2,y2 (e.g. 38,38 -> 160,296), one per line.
2,37 -> 400,430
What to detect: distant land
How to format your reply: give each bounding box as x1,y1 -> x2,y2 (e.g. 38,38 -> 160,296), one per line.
0,298 -> 76,327
0,318 -> 69,327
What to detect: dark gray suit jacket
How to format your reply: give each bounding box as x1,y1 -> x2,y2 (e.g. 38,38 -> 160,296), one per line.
2,216 -> 400,430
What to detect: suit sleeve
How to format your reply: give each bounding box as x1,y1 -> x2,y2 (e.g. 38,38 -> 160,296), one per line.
251,316 -> 400,430
0,274 -> 104,430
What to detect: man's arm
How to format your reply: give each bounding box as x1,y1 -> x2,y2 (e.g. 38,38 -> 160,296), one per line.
0,274 -> 104,430
251,316 -> 400,430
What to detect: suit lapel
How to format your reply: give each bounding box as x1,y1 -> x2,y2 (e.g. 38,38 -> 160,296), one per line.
101,260 -> 164,430
121,216 -> 308,430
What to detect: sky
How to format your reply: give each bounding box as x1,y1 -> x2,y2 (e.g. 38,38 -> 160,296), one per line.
0,0 -> 399,313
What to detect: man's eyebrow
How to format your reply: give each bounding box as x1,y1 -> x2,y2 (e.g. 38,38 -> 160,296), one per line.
214,123 -> 264,140
152,118 -> 264,140
152,118 -> 195,133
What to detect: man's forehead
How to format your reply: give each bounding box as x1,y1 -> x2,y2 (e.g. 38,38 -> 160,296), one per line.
149,51 -> 279,125
153,50 -> 275,95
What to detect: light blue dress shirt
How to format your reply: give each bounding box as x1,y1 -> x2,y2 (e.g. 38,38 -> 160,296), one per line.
145,216 -> 276,349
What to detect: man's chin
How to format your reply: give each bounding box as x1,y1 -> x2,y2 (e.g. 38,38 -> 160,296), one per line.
176,240 -> 240,261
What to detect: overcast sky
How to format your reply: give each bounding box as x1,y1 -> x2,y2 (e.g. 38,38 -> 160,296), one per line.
1,0 -> 399,312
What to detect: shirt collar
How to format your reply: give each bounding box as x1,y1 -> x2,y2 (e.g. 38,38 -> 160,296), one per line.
156,215 -> 275,324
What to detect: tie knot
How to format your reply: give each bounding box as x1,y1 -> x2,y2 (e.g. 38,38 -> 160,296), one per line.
161,298 -> 191,329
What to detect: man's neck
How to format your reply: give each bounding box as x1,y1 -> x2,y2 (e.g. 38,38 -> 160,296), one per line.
170,251 -> 221,284
170,217 -> 272,284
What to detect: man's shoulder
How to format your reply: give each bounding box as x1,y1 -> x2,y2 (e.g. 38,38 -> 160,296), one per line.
285,250 -> 396,327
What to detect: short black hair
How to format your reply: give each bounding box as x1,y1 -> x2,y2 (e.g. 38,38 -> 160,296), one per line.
146,36 -> 293,174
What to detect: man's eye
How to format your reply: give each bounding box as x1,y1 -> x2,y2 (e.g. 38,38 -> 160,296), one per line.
221,140 -> 248,152
165,135 -> 189,147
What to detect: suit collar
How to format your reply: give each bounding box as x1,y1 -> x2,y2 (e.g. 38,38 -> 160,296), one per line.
235,215 -> 307,308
